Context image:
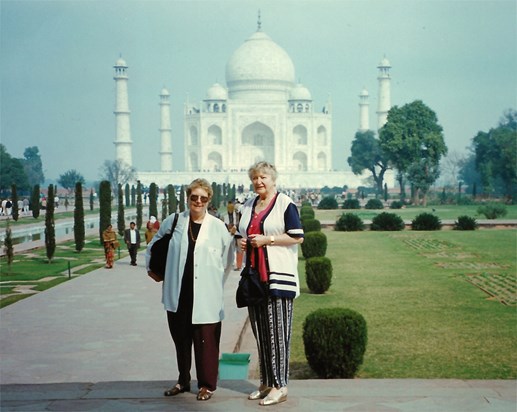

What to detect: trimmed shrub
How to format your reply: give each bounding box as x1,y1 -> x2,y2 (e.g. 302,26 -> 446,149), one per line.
300,206 -> 315,220
371,212 -> 405,231
303,218 -> 321,233
477,203 -> 508,219
365,198 -> 384,209
411,212 -> 442,231
305,256 -> 332,294
454,215 -> 478,230
301,231 -> 327,259
318,196 -> 338,210
390,200 -> 404,209
343,198 -> 360,209
335,213 -> 364,232
301,200 -> 312,207
303,308 -> 367,378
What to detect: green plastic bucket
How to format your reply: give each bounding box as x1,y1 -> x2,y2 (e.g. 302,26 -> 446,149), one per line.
218,353 -> 250,379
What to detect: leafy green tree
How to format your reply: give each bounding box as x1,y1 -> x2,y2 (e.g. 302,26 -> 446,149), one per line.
136,180 -> 143,230
31,184 -> 40,218
379,100 -> 447,199
406,158 -> 441,206
149,183 -> 158,219
45,184 -> 56,262
348,130 -> 389,195
117,183 -> 125,236
58,169 -> 85,194
0,144 -> 29,194
11,184 -> 19,221
3,219 -> 14,270
99,180 -> 112,244
99,159 -> 136,197
74,182 -> 85,252
22,146 -> 45,187
124,183 -> 130,207
131,184 -> 136,206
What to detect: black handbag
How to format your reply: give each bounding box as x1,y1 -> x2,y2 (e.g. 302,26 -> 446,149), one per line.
236,243 -> 269,308
149,214 -> 179,282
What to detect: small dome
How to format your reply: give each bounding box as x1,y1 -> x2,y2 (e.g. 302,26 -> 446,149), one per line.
115,57 -> 127,67
206,83 -> 228,100
289,83 -> 312,101
359,88 -> 369,97
160,87 -> 170,96
378,56 -> 391,68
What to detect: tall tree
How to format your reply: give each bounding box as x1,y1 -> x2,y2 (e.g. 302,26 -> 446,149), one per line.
136,180 -> 143,230
89,188 -> 95,211
379,100 -> 447,200
3,219 -> 14,270
406,158 -> 441,206
131,184 -> 136,207
74,182 -> 85,252
98,180 -> 112,244
11,184 -> 19,221
22,146 -> 45,187
0,144 -> 29,195
347,130 -> 390,195
58,169 -> 85,194
45,184 -> 56,262
179,185 -> 186,212
161,190 -> 168,221
149,183 -> 158,218
117,183 -> 125,236
167,184 -> 176,214
124,183 -> 130,207
31,184 -> 41,219
99,159 -> 136,197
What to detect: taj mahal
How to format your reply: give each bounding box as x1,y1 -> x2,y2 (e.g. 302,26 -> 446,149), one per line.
113,19 -> 394,190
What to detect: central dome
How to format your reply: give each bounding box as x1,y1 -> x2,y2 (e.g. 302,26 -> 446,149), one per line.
225,31 -> 295,100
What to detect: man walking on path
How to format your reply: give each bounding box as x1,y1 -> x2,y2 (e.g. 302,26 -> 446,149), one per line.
124,221 -> 141,266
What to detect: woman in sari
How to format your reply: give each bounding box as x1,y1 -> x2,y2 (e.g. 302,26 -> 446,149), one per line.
102,224 -> 118,268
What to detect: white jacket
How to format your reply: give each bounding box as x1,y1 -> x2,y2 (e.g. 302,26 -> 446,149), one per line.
146,211 -> 233,324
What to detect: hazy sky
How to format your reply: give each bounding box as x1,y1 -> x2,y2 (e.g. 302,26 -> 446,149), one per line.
2,0 -> 516,182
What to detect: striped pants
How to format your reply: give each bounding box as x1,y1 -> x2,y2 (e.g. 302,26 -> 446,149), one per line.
248,297 -> 293,388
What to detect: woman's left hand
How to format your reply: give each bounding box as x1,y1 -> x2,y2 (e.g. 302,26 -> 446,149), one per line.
248,234 -> 269,248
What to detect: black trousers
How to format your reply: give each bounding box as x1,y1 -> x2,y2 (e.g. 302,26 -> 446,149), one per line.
167,311 -> 221,391
127,244 -> 138,264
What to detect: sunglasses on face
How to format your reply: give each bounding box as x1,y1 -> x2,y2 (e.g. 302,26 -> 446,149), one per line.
190,194 -> 209,203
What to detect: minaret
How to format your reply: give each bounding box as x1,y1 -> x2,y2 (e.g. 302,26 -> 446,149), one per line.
159,87 -> 173,171
376,56 -> 392,130
358,87 -> 370,132
113,57 -> 133,166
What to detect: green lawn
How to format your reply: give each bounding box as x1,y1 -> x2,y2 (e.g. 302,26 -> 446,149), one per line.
315,204 -> 517,222
291,228 -> 517,379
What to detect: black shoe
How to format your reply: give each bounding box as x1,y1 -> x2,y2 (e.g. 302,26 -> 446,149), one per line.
164,384 -> 190,396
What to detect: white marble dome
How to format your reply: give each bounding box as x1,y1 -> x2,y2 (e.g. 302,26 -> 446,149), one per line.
206,82 -> 228,100
115,57 -> 127,67
225,31 -> 295,99
289,83 -> 312,101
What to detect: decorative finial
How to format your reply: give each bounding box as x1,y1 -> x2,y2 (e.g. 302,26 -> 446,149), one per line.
257,9 -> 261,31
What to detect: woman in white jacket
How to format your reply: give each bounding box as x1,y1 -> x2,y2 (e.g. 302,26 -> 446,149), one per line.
146,178 -> 233,401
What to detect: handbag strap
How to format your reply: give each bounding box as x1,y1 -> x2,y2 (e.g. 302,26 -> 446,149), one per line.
169,213 -> 179,236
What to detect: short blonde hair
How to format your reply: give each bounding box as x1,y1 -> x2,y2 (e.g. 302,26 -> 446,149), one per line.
186,178 -> 213,198
248,161 -> 278,182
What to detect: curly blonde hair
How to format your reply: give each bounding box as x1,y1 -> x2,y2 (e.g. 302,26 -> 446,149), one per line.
248,161 -> 278,182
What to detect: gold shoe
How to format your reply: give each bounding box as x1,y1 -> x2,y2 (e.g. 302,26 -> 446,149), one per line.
248,385 -> 272,400
259,387 -> 287,406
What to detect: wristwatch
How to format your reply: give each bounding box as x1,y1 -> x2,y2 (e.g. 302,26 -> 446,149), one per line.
270,236 -> 275,245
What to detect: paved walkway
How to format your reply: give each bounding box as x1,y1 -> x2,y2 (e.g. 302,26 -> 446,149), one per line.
1,230 -> 516,411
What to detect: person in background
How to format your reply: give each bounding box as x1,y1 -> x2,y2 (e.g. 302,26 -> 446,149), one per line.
226,200 -> 235,225
146,178 -> 234,402
238,161 -> 304,406
145,220 -> 155,244
102,224 -> 118,269
124,221 -> 141,266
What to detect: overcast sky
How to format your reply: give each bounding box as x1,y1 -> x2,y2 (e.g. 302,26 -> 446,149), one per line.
2,0 -> 516,182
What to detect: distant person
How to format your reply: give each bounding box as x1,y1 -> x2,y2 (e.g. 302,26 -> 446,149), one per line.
22,198 -> 30,215
102,224 -> 118,269
4,199 -> 12,216
226,200 -> 235,225
124,221 -> 141,266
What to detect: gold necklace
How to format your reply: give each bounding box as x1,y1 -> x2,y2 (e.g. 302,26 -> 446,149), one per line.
189,219 -> 198,242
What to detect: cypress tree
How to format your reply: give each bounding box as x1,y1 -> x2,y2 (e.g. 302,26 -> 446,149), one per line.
136,180 -> 143,230
117,183 -> 125,236
161,190 -> 168,221
149,182 -> 158,218
74,182 -> 85,252
131,184 -> 136,207
11,184 -> 19,221
4,218 -> 14,270
89,188 -> 94,211
31,184 -> 40,218
179,185 -> 185,212
125,183 -> 130,207
45,184 -> 56,262
167,184 -> 176,214
99,180 -> 112,244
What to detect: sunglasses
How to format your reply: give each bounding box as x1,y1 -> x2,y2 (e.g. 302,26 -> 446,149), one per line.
190,194 -> 209,203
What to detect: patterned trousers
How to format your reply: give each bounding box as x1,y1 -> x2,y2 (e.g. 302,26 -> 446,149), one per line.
248,297 -> 293,388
